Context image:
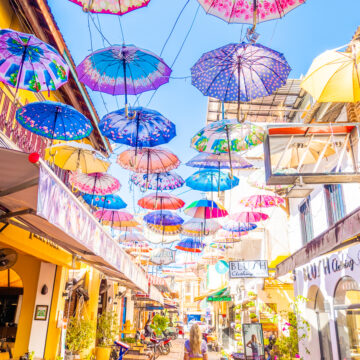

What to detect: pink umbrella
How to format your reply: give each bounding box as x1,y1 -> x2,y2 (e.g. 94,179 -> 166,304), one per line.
240,194 -> 284,208
94,210 -> 133,227
230,211 -> 269,223
138,193 -> 185,210
69,172 -> 120,195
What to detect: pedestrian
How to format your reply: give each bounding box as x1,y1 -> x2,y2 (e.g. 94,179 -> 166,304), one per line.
144,318 -> 153,338
184,324 -> 208,360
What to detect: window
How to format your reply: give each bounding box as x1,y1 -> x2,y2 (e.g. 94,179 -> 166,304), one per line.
324,184 -> 345,226
299,196 -> 313,244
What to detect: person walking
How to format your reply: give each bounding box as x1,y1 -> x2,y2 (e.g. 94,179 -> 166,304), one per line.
184,324 -> 208,360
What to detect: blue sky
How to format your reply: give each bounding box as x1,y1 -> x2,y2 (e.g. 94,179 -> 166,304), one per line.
48,0 -> 360,212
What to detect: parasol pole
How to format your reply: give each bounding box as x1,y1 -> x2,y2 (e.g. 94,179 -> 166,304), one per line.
225,125 -> 233,179
134,112 -> 140,156
237,58 -> 241,123
218,161 -> 221,197
251,0 -> 258,33
122,46 -> 128,118
14,41 -> 29,103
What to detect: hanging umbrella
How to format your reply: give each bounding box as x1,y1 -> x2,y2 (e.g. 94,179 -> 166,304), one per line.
150,248 -> 176,265
301,46 -> 360,103
215,229 -> 245,243
118,231 -> 147,243
230,211 -> 269,223
99,107 -> 176,152
223,221 -> 257,232
130,171 -> 184,191
0,29 -> 68,93
175,238 -> 205,253
77,45 -> 171,113
44,142 -> 110,173
186,169 -> 239,192
69,0 -> 151,15
70,172 -> 120,195
248,168 -> 294,191
138,193 -> 185,210
240,194 -> 284,208
16,101 -> 92,141
271,141 -> 336,169
112,220 -> 140,230
147,223 -> 183,236
143,210 -> 184,226
191,43 -> 291,104
184,199 -> 228,219
186,152 -> 252,169
117,147 -> 180,173
82,194 -> 127,210
182,218 -> 221,237
94,210 -> 133,226
197,0 -> 305,26
201,250 -> 224,263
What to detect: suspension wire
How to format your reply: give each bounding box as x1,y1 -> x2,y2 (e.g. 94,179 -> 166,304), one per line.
118,16 -> 126,44
96,14 -> 106,48
89,14 -> 112,46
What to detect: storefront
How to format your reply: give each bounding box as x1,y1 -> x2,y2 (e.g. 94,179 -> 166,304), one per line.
294,242 -> 360,360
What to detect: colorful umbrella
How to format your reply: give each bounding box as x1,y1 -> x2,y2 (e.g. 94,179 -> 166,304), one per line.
82,194 -> 127,210
130,171 -> 184,191
99,107 -> 176,151
185,169 -> 239,192
184,199 -> 228,219
112,220 -> 140,230
69,0 -> 151,15
191,43 -> 291,103
186,152 -> 252,169
150,248 -> 176,265
182,218 -> 221,237
240,194 -> 284,208
223,221 -> 257,232
44,142 -> 110,173
94,210 -> 133,226
198,0 -> 305,26
118,231 -> 147,243
230,211 -> 269,223
147,223 -> 183,236
138,193 -> 185,210
175,238 -> 205,253
117,147 -> 180,173
77,45 -> 171,112
70,172 -> 120,195
301,46 -> 360,103
215,229 -> 245,243
0,29 -> 68,93
143,210 -> 184,226
16,101 -> 92,141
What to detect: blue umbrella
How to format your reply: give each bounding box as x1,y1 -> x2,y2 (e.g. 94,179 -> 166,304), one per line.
175,238 -> 205,253
131,171 -> 185,191
186,169 -> 239,192
82,194 -> 127,210
16,101 -> 92,140
143,210 -> 184,226
191,42 -> 291,109
99,107 -> 176,150
223,221 -> 257,232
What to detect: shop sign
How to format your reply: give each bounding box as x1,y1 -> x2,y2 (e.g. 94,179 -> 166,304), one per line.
146,305 -> 164,310
229,260 -> 269,278
207,295 -> 232,302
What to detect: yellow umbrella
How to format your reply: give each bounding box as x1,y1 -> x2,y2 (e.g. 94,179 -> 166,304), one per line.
271,140 -> 336,169
45,142 -> 109,173
301,46 -> 360,102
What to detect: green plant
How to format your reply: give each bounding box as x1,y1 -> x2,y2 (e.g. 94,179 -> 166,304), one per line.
66,317 -> 95,354
96,311 -> 118,347
150,314 -> 169,336
247,301 -> 255,307
123,337 -> 136,344
247,291 -> 256,297
249,313 -> 257,319
28,352 -> 35,360
55,356 -> 63,360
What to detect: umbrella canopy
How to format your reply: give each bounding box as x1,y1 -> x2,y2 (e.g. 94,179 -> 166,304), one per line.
16,101 -> 92,140
99,107 -> 176,149
94,210 -> 133,226
230,211 -> 269,223
112,220 -> 140,230
147,223 -> 183,236
186,169 -> 239,192
182,218 -> 221,236
82,194 -> 127,210
240,194 -> 284,208
138,193 -> 185,210
215,229 -> 245,243
248,168 -> 294,191
186,152 -> 252,169
271,141 -> 336,169
301,47 -> 360,102
44,142 -> 110,173
117,147 -> 180,173
191,43 -> 291,102
175,238 -> 205,253
0,29 -> 68,92
150,248 -> 176,265
223,221 -> 257,232
130,171 -> 184,191
184,199 -> 228,219
118,231 -> 147,242
70,172 -> 120,195
143,210 -> 184,226
69,0 -> 151,15
197,0 -> 305,25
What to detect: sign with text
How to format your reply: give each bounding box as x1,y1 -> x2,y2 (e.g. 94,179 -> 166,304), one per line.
229,260 -> 269,278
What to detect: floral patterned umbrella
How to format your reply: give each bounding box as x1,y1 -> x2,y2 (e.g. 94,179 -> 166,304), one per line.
175,238 -> 205,253
0,29 -> 68,93
82,194 -> 127,210
130,171 -> 184,191
138,193 -> 185,210
186,152 -> 252,169
230,211 -> 269,223
182,218 -> 221,237
70,172 -> 120,195
69,0 -> 151,15
16,101 -> 92,141
240,194 -> 284,208
94,210 -> 133,227
117,147 -> 180,173
223,220 -> 257,232
143,210 -> 184,226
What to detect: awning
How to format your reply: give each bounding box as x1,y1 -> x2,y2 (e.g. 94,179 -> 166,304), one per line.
134,285 -> 164,305
276,205 -> 360,277
147,274 -> 171,293
194,286 -> 227,302
207,288 -> 232,302
0,148 -> 148,293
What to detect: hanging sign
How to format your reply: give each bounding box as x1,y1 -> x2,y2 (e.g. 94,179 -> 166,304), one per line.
229,260 -> 268,278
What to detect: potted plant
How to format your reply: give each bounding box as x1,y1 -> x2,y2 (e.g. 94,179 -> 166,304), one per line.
66,317 -> 94,360
95,311 -> 118,360
247,291 -> 257,300
250,313 -> 258,323
247,301 -> 256,313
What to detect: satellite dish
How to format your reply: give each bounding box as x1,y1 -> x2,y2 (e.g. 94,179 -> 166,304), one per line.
0,249 -> 17,271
